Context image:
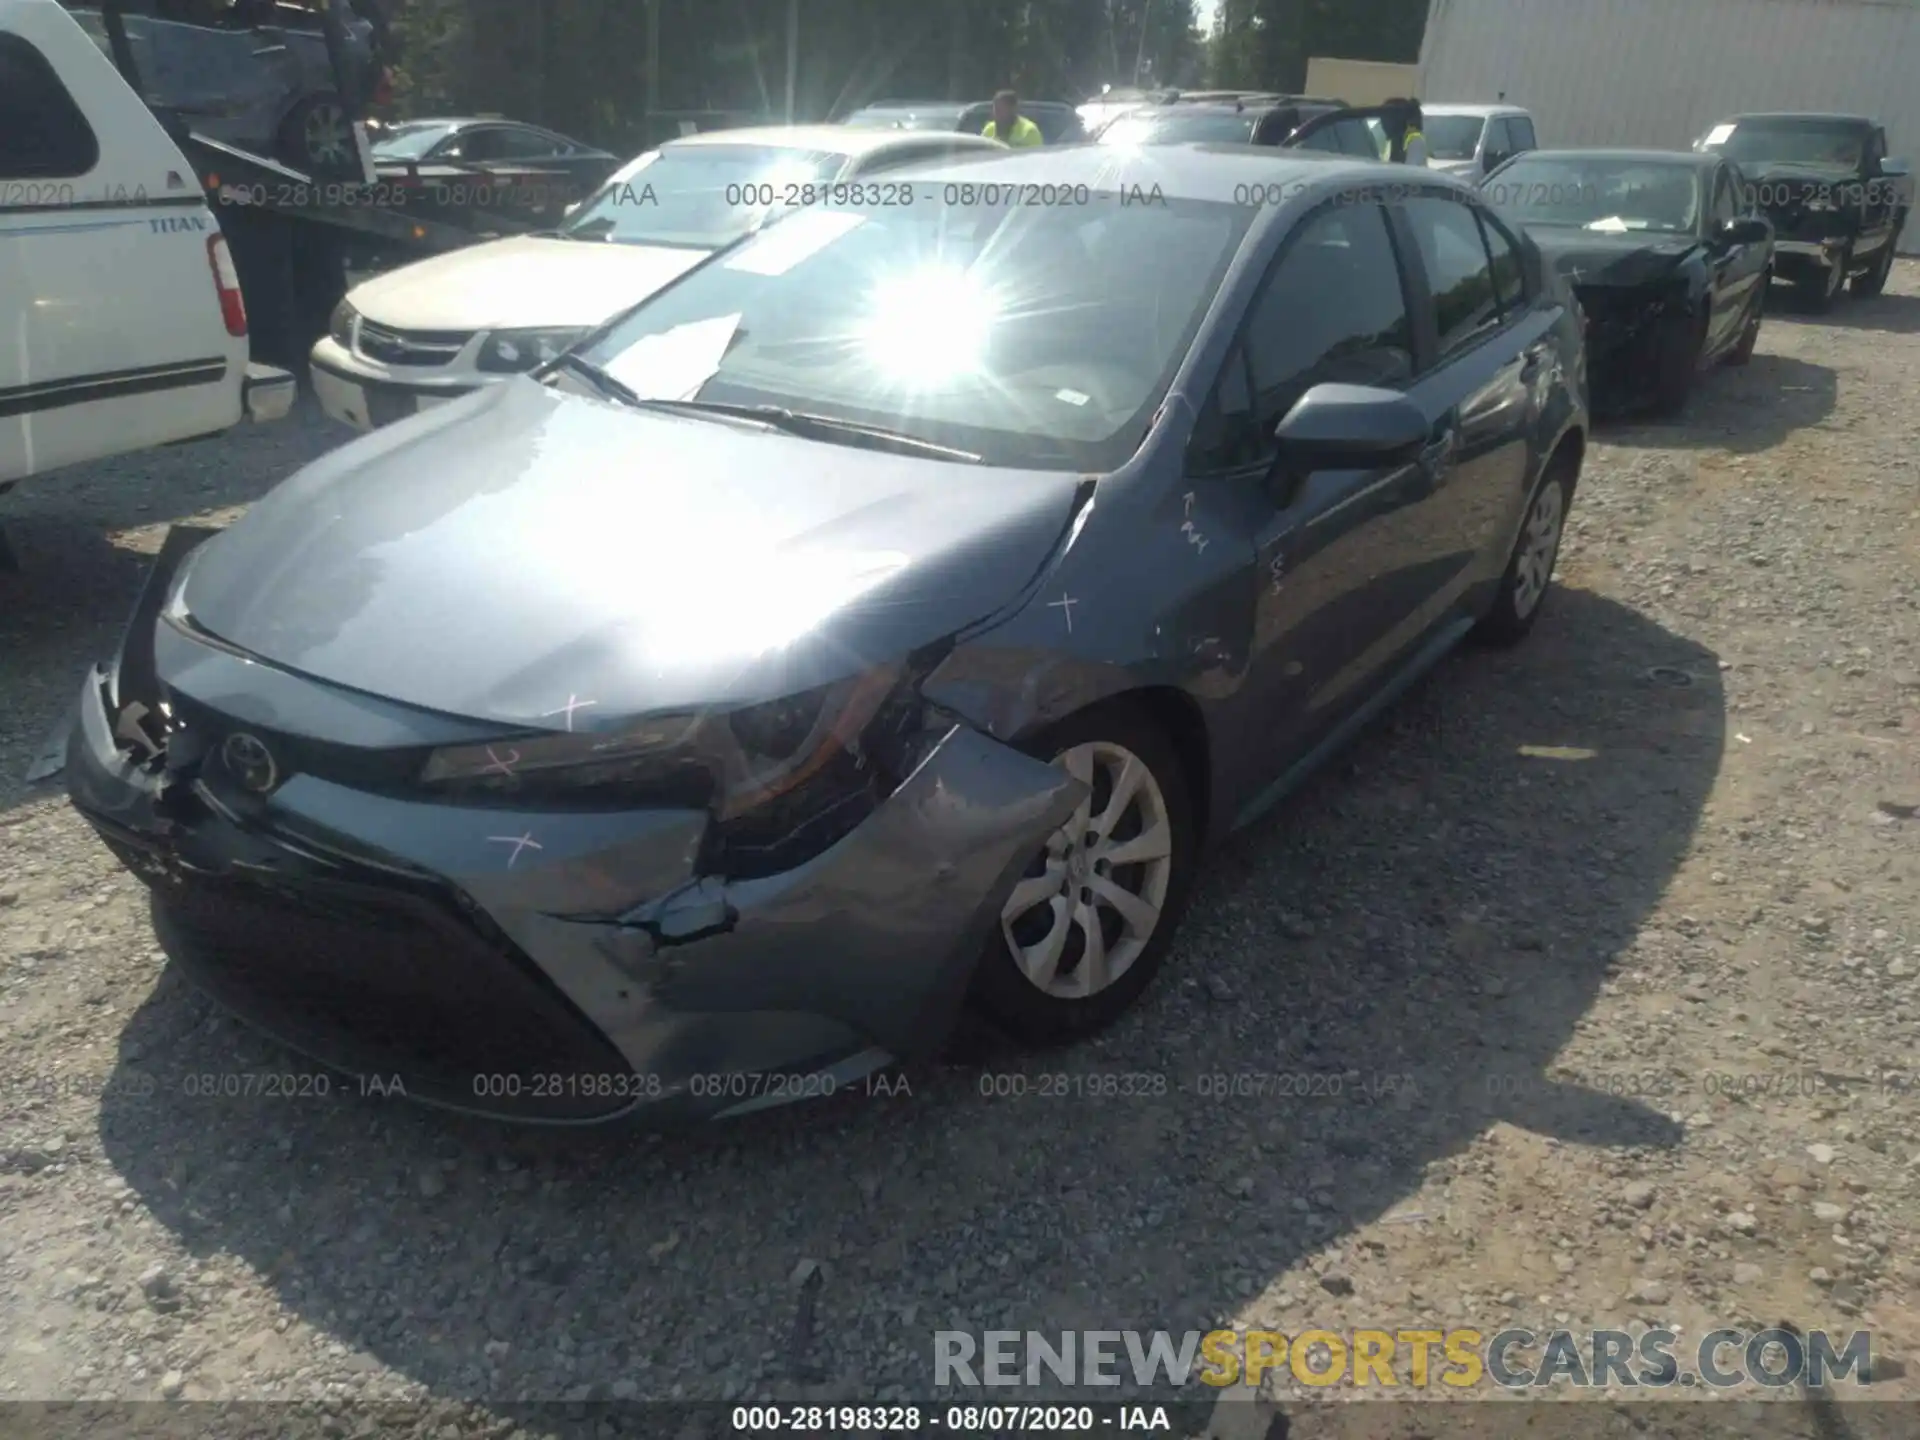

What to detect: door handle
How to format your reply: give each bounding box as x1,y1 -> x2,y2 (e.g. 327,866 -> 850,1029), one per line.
1417,428 -> 1455,482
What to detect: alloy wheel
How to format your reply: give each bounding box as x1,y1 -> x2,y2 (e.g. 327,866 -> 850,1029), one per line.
1511,477 -> 1565,619
305,103 -> 354,169
999,741 -> 1174,1000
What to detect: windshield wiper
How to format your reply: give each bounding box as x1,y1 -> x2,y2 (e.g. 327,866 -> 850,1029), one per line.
547,368 -> 982,462
548,352 -> 642,405
630,399 -> 984,463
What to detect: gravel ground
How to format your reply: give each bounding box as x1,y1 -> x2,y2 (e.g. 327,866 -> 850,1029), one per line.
2,267 -> 1918,1436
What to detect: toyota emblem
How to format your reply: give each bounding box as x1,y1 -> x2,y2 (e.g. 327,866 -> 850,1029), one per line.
221,732 -> 279,794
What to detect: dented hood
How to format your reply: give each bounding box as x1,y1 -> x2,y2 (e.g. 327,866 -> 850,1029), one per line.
1526,226 -> 1700,289
178,381 -> 1086,726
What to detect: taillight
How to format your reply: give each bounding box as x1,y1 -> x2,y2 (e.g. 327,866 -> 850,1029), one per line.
206,233 -> 247,337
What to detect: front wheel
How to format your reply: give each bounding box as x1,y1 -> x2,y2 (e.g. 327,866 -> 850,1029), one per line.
278,94 -> 358,178
1473,458 -> 1572,648
972,705 -> 1196,1044
1850,239 -> 1896,298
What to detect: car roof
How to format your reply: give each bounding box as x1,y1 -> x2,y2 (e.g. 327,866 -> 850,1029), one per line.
1719,112 -> 1873,126
664,125 -> 1000,155
1423,104 -> 1529,119
902,142 -> 1462,201
1507,147 -> 1716,169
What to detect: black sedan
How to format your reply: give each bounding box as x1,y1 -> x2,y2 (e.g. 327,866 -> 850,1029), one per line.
370,116 -> 622,224
1484,149 -> 1773,416
63,146 -> 1587,1126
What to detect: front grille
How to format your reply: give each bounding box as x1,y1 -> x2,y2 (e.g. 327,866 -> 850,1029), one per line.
161,687 -> 435,797
146,865 -> 637,1120
354,321 -> 471,368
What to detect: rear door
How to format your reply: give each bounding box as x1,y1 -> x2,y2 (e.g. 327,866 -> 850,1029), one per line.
1,1 -> 242,484
1389,191 -> 1546,624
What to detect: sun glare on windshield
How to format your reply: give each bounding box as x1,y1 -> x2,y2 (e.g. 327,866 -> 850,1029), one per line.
860,264 -> 1000,384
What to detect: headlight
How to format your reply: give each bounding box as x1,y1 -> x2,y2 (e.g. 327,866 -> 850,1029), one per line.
1805,196 -> 1834,212
420,665 -> 907,818
329,299 -> 358,348
475,328 -> 588,373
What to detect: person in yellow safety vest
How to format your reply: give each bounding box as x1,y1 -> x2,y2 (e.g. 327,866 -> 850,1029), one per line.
983,90 -> 1044,147
1385,98 -> 1429,166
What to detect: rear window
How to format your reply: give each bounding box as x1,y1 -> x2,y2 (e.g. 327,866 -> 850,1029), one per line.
0,34 -> 100,180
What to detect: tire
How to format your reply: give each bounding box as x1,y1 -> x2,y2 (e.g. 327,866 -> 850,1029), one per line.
971,703 -> 1197,1045
1850,240 -> 1895,298
1651,306 -> 1706,417
277,94 -> 358,179
1472,453 -> 1574,648
1801,243 -> 1849,313
1726,282 -> 1764,366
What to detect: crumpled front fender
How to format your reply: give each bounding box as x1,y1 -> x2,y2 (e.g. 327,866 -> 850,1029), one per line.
602,723 -> 1086,1063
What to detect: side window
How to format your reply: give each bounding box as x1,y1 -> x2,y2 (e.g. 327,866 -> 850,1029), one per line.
1867,128 -> 1887,166
1709,168 -> 1738,225
1189,203 -> 1414,472
1334,119 -> 1379,157
1511,116 -> 1537,151
1292,124 -> 1343,154
1403,195 -> 1504,357
0,35 -> 101,179
1477,208 -> 1526,313
454,129 -> 509,161
490,129 -> 558,159
1483,118 -> 1513,166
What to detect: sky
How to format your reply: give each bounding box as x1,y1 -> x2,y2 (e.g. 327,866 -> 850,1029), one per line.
1195,0 -> 1219,29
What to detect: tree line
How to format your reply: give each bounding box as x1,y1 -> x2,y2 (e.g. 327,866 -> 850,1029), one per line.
382,0 -> 1429,153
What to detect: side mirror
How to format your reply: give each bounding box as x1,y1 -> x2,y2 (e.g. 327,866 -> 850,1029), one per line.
1881,157 -> 1910,178
1719,217 -> 1769,246
1272,384 -> 1430,471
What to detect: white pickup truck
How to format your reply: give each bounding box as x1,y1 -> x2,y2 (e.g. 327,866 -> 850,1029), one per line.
0,0 -> 295,560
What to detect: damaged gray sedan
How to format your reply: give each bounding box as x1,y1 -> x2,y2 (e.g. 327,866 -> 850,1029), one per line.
65,146 -> 1588,1124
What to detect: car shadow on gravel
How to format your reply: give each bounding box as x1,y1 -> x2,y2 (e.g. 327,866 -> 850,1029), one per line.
90,586 -> 1721,1408
1595,352 -> 1836,453
1782,290 -> 1920,335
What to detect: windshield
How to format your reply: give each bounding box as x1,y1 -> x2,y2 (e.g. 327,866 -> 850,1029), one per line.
560,145 -> 846,249
1423,115 -> 1487,161
574,194 -> 1254,471
1098,111 -> 1257,146
1704,119 -> 1865,170
844,107 -> 965,132
371,122 -> 460,161
1487,157 -> 1700,235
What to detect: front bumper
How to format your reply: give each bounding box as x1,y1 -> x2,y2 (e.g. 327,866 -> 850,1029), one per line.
62,533 -> 1083,1125
308,336 -> 485,431
1574,286 -> 1676,404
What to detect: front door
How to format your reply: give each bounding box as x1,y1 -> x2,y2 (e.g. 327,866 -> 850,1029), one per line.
1185,199 -> 1438,799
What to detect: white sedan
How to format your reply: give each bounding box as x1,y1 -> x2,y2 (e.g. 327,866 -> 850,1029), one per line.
310,125 -> 1004,430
